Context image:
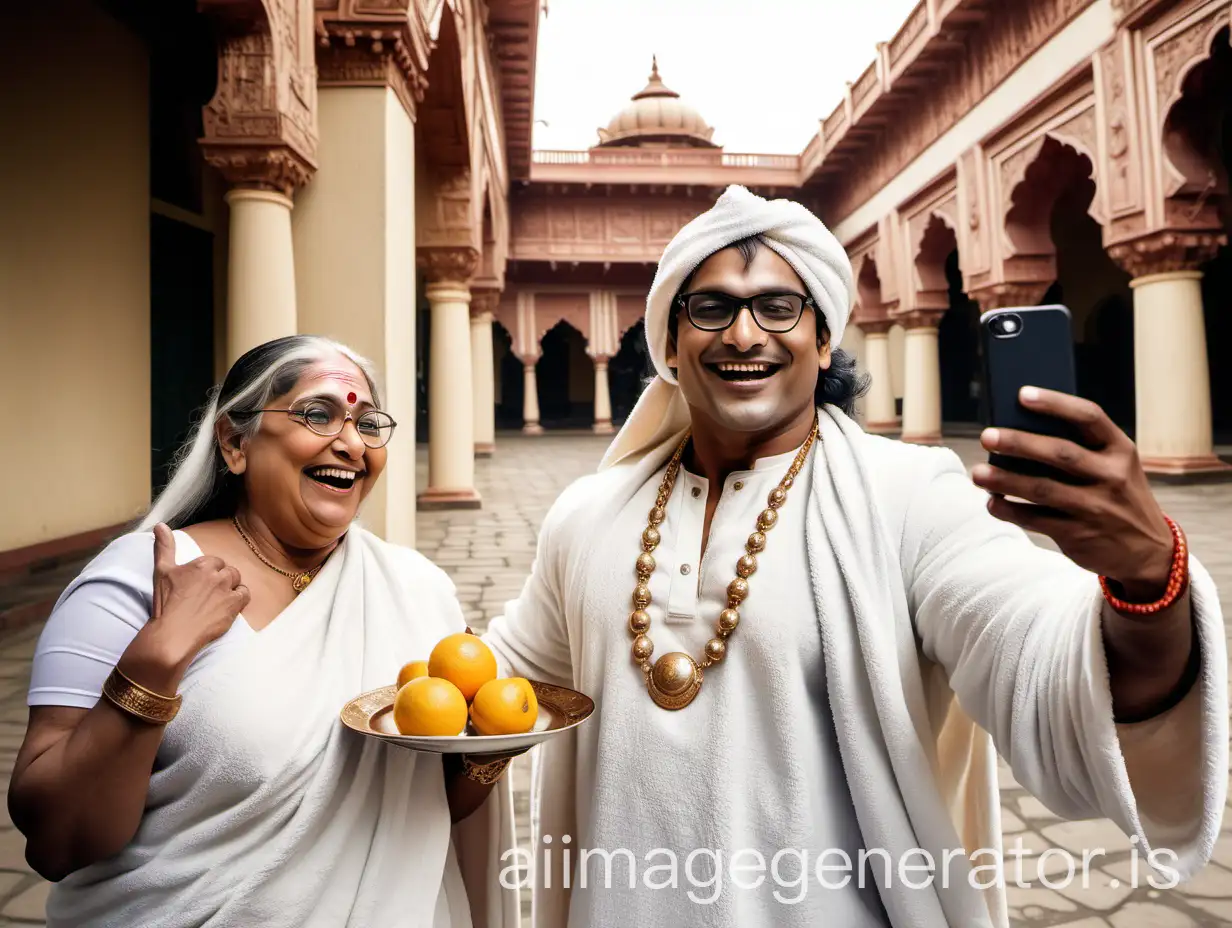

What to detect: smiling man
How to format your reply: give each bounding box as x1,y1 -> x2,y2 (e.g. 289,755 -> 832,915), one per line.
482,186 -> 1228,928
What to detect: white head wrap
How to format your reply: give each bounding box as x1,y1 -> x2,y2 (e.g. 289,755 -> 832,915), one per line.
599,185 -> 855,470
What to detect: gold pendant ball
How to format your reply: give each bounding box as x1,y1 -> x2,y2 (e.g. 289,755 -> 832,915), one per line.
646,652 -> 702,710
292,573 -> 312,593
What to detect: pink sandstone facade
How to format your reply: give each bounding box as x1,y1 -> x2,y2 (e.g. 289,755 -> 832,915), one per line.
495,0 -> 1232,486
1,0 -> 1230,571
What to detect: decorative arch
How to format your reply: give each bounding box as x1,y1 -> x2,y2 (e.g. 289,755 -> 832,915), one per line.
1156,12 -> 1231,133
1160,24 -> 1232,198
1004,136 -> 1099,258
853,251 -> 885,317
912,213 -> 961,311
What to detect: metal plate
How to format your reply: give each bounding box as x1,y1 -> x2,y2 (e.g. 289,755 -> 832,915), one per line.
340,680 -> 594,754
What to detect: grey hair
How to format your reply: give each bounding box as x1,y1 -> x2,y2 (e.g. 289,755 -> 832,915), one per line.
137,335 -> 384,532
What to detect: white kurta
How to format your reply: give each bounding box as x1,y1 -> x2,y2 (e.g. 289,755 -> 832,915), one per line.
483,406 -> 1228,928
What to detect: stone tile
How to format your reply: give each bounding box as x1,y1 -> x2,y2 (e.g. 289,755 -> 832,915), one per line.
1054,877 -> 1134,911
0,830 -> 30,874
1,880 -> 48,921
1040,820 -> 1133,856
1188,898 -> 1232,921
1109,902 -> 1198,927
1018,795 -> 1063,823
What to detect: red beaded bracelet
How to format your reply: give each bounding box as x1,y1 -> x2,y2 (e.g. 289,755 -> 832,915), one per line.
1099,514 -> 1189,615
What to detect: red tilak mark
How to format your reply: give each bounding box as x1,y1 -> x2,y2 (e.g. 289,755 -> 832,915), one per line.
347,391 -> 357,405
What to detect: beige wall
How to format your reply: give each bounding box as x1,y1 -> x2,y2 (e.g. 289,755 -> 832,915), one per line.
293,86 -> 418,546
0,1 -> 151,552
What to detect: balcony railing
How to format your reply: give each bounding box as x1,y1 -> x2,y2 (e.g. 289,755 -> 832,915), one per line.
530,149 -> 801,171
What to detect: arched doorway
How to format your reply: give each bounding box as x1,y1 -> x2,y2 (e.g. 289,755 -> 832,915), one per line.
937,249 -> 980,425
536,320 -> 592,429
1165,26 -> 1232,443
609,319 -> 651,425
492,321 -> 524,430
1005,136 -> 1135,433
915,214 -> 978,427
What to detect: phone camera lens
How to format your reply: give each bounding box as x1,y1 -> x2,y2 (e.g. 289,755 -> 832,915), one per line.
991,312 -> 1023,338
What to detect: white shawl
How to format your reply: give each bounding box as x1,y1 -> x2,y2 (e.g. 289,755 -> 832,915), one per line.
45,526 -> 522,928
485,405 -> 1228,928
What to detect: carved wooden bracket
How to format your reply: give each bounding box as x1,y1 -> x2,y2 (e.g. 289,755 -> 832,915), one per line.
418,246 -> 480,285
314,0 -> 432,121
199,0 -> 319,197
1107,230 -> 1226,279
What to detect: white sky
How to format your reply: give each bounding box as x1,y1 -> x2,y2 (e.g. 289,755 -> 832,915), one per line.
530,0 -> 923,155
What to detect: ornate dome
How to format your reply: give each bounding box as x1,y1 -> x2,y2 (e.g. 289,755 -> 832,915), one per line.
594,57 -> 719,149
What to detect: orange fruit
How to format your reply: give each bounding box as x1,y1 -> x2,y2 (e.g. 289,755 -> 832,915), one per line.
428,633 -> 498,703
392,677 -> 468,737
470,677 -> 539,736
396,660 -> 429,689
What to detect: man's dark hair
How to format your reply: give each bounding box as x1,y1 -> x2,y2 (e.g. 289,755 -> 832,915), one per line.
666,235 -> 870,417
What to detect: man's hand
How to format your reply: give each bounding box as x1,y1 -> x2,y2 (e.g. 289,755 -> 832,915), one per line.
970,386 -> 1175,601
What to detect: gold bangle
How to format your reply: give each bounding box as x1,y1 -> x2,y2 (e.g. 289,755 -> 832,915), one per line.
462,754 -> 513,785
101,667 -> 182,725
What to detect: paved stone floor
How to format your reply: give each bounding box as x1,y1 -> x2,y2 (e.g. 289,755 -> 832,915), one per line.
0,430 -> 1230,926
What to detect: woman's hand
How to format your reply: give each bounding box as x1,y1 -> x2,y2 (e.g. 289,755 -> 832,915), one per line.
121,523 -> 250,693
971,386 -> 1175,600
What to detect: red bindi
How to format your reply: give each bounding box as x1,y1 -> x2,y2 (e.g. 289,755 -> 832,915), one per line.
347,392 -> 357,405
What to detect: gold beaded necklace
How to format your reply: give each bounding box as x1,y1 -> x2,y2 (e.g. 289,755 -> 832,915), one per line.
629,414 -> 819,710
232,516 -> 327,594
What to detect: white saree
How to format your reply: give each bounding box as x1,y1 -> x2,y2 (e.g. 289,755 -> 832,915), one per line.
34,526 -> 521,928
483,401 -> 1228,928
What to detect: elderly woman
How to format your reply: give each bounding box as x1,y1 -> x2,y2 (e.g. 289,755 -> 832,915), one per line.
9,335 -> 520,928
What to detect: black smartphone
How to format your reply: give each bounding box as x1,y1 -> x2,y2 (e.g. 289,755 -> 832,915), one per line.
978,304 -> 1088,483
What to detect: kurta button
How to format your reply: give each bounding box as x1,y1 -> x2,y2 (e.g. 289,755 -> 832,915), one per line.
691,487 -> 701,498
733,481 -> 744,490
680,564 -> 691,575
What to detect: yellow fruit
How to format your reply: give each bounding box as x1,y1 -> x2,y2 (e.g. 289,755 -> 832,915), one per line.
392,677 -> 468,737
396,660 -> 429,689
470,677 -> 539,736
428,633 -> 498,703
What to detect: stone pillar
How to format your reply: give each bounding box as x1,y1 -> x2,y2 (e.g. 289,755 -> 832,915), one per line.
522,361 -> 543,435
471,288 -> 499,457
592,356 -> 614,434
860,320 -> 899,433
198,3 -> 318,365
1109,233 -> 1228,475
899,311 -> 944,444
418,247 -> 482,509
291,16 -> 426,545
223,189 -> 299,362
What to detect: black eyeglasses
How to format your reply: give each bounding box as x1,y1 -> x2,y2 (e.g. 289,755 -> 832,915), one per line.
232,400 -> 397,449
676,290 -> 817,334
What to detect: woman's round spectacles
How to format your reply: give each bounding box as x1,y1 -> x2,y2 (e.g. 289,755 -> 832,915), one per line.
676,291 -> 816,334
234,401 -> 397,449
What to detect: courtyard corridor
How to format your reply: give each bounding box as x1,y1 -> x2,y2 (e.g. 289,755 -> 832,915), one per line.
0,432 -> 1229,925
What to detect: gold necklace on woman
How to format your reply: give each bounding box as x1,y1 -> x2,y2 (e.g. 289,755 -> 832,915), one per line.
232,516 -> 326,593
629,414 -> 819,710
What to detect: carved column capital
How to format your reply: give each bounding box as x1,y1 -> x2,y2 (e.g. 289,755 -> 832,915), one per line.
470,285 -> 500,322
199,0 -> 319,197
314,1 -> 432,120
856,318 -> 895,337
896,309 -> 946,331
417,246 -> 480,285
204,146 -> 315,198
969,282 -> 1051,312
1107,231 -> 1226,280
